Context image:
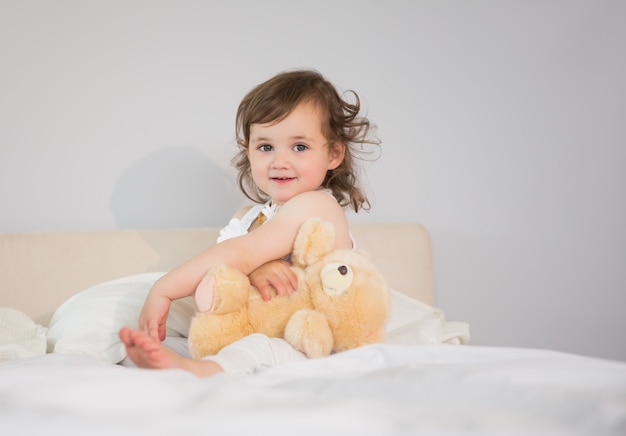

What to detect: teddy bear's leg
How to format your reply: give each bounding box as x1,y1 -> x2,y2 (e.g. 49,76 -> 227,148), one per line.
284,309 -> 334,358
188,309 -> 252,359
195,265 -> 251,314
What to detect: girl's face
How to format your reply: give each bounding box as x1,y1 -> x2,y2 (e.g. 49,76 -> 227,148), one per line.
247,101 -> 344,206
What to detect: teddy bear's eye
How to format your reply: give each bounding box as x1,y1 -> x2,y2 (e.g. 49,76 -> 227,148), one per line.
338,265 -> 348,275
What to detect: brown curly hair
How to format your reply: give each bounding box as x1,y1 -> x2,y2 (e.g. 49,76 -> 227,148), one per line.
232,69 -> 380,212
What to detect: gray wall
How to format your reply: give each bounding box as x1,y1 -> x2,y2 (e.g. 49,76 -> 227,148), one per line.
2,1 -> 625,361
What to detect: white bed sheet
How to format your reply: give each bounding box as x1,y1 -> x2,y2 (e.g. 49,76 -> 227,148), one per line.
1,344 -> 625,436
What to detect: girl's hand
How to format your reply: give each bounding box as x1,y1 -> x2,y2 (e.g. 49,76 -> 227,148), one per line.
138,291 -> 172,343
249,259 -> 298,301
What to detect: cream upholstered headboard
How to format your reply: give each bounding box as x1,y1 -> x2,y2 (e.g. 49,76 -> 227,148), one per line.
0,223 -> 434,325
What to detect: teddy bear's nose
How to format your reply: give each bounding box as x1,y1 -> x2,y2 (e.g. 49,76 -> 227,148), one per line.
338,265 -> 348,275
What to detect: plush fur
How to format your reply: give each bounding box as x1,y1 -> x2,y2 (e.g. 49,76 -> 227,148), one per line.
188,218 -> 391,359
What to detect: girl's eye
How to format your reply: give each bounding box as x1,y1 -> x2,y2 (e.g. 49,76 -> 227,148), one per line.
258,144 -> 273,152
293,143 -> 308,152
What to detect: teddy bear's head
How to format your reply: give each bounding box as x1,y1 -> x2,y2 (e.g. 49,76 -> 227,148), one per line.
291,218 -> 391,353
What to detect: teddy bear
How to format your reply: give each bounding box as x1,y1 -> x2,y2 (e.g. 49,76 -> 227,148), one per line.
187,217 -> 391,359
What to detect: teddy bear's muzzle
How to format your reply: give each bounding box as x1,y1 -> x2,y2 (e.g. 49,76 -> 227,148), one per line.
320,262 -> 354,296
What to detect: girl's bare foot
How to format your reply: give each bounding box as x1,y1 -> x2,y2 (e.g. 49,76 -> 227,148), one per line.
118,327 -> 223,377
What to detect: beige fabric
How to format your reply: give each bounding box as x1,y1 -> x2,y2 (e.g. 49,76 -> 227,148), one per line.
0,223 -> 434,326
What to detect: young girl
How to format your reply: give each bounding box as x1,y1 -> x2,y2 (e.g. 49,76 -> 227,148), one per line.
119,69 -> 380,377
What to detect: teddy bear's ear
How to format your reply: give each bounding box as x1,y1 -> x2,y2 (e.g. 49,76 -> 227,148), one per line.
292,218 -> 335,267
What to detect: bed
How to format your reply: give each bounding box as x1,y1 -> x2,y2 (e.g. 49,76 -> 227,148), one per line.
1,223 -> 625,435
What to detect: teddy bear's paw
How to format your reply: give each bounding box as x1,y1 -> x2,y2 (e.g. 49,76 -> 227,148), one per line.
194,265 -> 251,314
195,272 -> 217,313
284,309 -> 333,358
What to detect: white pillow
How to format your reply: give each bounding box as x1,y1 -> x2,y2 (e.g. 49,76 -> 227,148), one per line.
47,273 -> 195,364
384,290 -> 470,345
0,308 -> 47,362
47,274 -> 469,365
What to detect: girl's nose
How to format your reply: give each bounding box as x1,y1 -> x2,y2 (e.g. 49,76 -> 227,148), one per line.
270,150 -> 290,169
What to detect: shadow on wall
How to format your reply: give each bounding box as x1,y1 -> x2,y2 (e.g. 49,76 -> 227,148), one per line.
110,147 -> 243,230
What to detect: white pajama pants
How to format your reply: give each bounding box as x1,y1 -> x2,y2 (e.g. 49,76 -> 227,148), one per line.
201,334 -> 308,375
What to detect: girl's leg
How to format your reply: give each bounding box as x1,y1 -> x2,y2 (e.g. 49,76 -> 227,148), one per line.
119,329 -> 306,377
119,328 -> 223,377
